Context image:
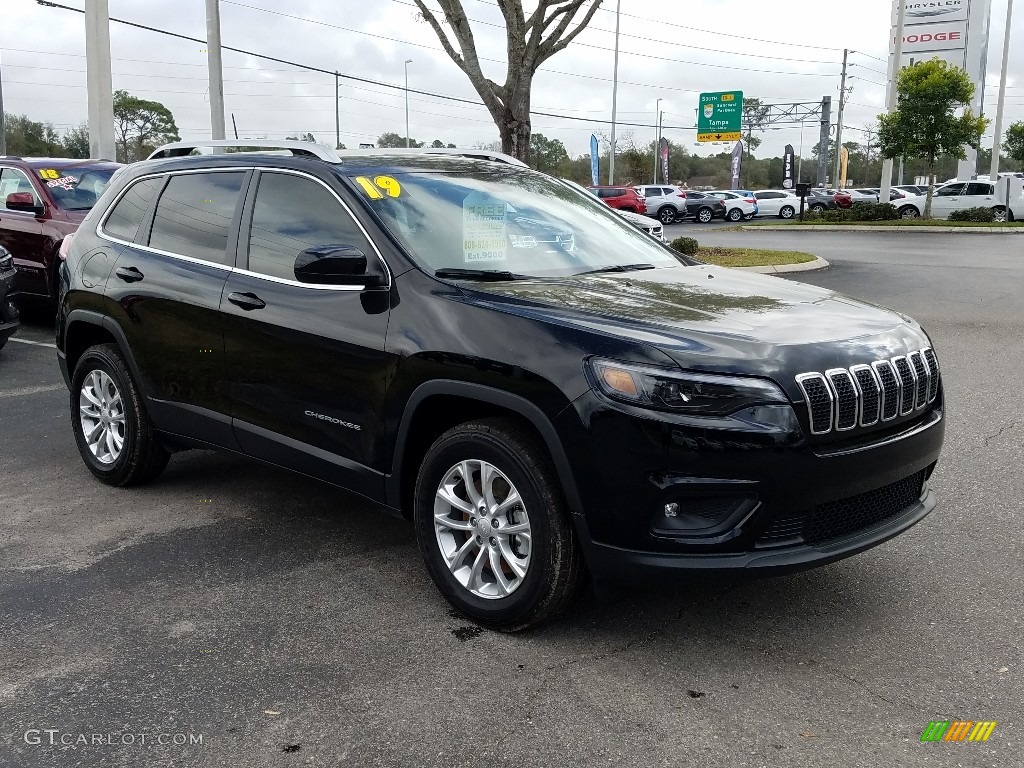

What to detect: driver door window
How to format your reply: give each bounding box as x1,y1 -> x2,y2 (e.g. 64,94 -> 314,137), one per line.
0,168 -> 42,210
246,172 -> 373,281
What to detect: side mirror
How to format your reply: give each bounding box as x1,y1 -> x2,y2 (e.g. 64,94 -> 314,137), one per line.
6,192 -> 45,216
293,244 -> 384,287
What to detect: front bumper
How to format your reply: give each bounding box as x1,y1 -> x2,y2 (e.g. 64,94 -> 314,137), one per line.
0,269 -> 20,344
555,390 -> 944,581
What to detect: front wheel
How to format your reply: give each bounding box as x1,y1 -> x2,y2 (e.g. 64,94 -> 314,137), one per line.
899,206 -> 920,219
696,207 -> 713,224
810,204 -> 827,214
414,418 -> 585,631
71,343 -> 169,486
779,205 -> 795,219
726,208 -> 743,222
992,206 -> 1008,223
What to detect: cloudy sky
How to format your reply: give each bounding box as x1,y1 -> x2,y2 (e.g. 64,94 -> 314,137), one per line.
2,0 -> 1022,159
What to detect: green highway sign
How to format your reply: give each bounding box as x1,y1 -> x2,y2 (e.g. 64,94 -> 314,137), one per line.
697,91 -> 743,143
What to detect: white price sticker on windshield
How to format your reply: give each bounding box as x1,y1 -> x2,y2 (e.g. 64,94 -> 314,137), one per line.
463,192 -> 507,262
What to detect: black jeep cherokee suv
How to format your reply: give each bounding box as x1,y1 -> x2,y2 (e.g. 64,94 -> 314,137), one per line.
56,143 -> 944,630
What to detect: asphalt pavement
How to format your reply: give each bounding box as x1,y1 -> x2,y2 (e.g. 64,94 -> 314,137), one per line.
1,231 -> 1021,767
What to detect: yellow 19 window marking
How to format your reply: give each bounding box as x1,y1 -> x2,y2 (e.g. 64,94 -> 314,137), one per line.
354,176 -> 403,199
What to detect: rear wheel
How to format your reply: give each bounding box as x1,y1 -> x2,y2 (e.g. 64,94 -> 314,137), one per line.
779,205 -> 795,219
696,207 -> 713,224
899,206 -> 920,219
810,204 -> 827,214
71,343 -> 169,486
992,206 -> 1008,223
414,418 -> 585,631
726,207 -> 743,222
657,206 -> 677,225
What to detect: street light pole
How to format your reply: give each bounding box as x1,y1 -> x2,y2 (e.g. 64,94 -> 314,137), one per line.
989,0 -> 1015,181
84,0 -> 116,160
880,0 -> 907,203
205,0 -> 226,150
608,0 -> 621,184
652,97 -> 661,184
404,59 -> 413,149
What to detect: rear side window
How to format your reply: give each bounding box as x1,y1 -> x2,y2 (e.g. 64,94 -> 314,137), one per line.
246,172 -> 372,281
148,172 -> 245,265
964,183 -> 993,196
103,177 -> 161,242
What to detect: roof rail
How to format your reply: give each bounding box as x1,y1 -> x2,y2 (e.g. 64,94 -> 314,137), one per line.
147,139 -> 341,162
0,155 -> 25,161
334,148 -> 529,168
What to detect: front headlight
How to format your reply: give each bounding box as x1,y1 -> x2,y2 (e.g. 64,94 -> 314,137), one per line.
589,358 -> 799,434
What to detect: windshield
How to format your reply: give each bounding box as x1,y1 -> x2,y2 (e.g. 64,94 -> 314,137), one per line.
347,168 -> 683,278
38,165 -> 116,210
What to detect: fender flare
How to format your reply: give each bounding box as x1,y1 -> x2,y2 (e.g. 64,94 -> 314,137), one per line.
63,309 -> 149,397
387,380 -> 584,517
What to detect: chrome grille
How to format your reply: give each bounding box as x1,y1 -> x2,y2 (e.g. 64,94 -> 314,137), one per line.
796,348 -> 939,435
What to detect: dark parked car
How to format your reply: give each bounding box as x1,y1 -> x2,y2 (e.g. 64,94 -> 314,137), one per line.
57,141 -> 945,630
680,191 -> 726,223
0,245 -> 19,350
586,185 -> 646,214
0,157 -> 121,302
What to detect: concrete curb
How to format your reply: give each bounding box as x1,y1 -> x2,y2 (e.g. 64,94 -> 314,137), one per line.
733,256 -> 830,274
743,224 -> 1024,234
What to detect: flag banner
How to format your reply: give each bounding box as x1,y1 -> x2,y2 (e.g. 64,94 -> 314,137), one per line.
783,144 -> 796,189
660,137 -> 670,184
590,134 -> 600,186
730,141 -> 743,189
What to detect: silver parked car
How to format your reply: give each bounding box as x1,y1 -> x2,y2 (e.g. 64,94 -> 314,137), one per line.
633,184 -> 688,225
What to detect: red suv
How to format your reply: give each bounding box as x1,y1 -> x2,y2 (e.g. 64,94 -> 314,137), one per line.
587,185 -> 646,214
0,157 -> 121,302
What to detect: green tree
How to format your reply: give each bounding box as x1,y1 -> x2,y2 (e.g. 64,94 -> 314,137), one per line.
1004,122 -> 1024,171
112,90 -> 179,162
528,132 -> 569,173
430,139 -> 446,148
2,113 -> 63,156
877,60 -> 988,217
60,123 -> 91,158
741,97 -> 771,152
413,0 -> 602,161
377,132 -> 423,148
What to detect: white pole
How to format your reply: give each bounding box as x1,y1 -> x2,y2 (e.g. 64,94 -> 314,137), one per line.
652,98 -> 661,184
880,0 -> 907,204
84,0 -> 116,160
404,59 -> 413,148
608,0 -> 621,184
205,0 -> 226,150
989,0 -> 1014,181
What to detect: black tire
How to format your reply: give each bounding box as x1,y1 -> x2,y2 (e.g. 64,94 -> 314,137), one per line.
657,206 -> 677,225
779,205 -> 795,219
414,418 -> 585,632
726,207 -> 743,222
696,207 -> 713,224
71,343 -> 169,486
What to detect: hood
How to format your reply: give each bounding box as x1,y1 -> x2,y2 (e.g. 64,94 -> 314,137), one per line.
457,265 -> 927,384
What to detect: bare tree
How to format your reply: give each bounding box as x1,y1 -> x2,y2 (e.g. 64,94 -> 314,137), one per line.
413,0 -> 603,161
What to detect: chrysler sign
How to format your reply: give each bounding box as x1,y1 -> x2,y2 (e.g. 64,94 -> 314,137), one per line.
904,1 -> 968,23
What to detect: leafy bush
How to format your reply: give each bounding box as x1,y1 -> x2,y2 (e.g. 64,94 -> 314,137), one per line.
670,236 -> 699,255
803,202 -> 899,222
948,206 -> 996,222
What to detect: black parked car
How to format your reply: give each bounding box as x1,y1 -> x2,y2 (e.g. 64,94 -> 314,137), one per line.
682,191 -> 726,223
0,245 -> 19,350
56,141 -> 945,630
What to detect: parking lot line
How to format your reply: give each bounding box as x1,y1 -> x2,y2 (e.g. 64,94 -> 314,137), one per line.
8,337 -> 57,349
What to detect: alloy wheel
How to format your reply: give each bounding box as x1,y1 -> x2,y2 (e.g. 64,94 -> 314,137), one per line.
698,209 -> 712,223
433,459 -> 532,599
79,369 -> 125,464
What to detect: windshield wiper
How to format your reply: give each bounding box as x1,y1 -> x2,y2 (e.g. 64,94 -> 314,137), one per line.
576,263 -> 657,276
434,268 -> 528,281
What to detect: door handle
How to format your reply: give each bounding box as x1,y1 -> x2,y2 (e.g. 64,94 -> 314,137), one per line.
115,266 -> 144,282
227,291 -> 266,311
